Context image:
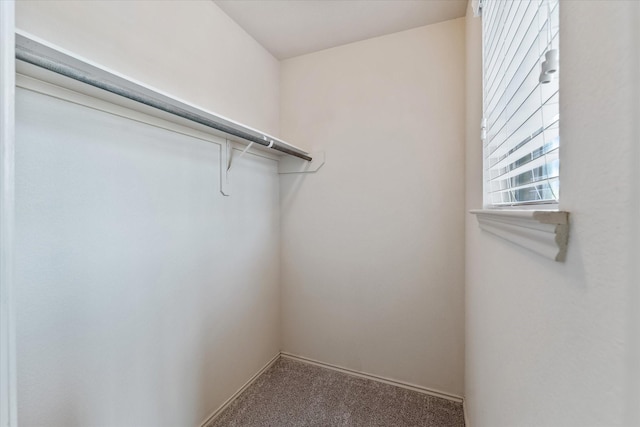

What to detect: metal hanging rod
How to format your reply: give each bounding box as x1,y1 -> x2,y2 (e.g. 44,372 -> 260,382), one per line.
14,31 -> 312,162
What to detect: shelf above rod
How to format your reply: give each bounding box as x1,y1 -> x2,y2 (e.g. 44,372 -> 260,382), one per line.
14,30 -> 312,162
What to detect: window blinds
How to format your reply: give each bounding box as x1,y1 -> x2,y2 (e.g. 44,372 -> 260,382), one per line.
482,0 -> 559,206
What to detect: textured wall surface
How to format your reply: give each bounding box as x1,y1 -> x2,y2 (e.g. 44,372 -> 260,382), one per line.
464,1 -> 640,426
15,89 -> 281,427
279,19 -> 466,397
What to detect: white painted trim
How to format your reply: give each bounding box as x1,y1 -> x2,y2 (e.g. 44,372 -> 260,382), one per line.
199,353 -> 281,427
0,2 -> 17,426
463,398 -> 471,427
470,209 -> 570,261
280,352 -> 463,403
198,351 -> 464,427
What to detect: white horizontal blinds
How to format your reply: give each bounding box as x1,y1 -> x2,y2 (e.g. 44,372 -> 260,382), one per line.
482,0 -> 560,206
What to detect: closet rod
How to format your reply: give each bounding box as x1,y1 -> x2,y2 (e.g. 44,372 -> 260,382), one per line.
14,33 -> 312,162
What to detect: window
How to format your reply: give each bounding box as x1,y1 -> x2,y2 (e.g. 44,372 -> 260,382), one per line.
481,0 -> 559,207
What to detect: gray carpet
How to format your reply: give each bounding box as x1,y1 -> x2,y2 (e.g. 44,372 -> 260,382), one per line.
207,357 -> 465,427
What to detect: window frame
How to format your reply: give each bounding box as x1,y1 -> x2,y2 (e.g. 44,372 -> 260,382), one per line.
471,0 -> 569,262
480,0 -> 560,210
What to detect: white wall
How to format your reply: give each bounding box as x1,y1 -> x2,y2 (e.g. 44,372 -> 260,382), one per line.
279,19 -> 466,397
14,2 -> 282,426
464,1 -> 640,426
16,0 -> 280,135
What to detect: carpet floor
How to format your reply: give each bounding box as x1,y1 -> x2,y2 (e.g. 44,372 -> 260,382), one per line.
207,357 -> 465,427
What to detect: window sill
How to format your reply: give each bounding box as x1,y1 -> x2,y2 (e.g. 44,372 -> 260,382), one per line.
470,209 -> 569,262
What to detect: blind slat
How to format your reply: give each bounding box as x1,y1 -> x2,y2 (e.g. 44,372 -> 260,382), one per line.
484,0 -> 522,79
488,91 -> 559,159
485,1 -> 541,103
485,4 -> 558,116
489,131 -> 559,180
484,0 -> 512,62
489,148 -> 559,191
484,1 -> 538,97
485,29 -> 559,130
489,177 -> 559,205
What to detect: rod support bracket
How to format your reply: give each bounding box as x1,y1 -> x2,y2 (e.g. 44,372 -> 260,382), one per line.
221,140 -> 232,196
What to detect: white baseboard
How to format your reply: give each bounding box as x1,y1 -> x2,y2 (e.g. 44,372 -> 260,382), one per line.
199,352 -> 280,427
463,398 -> 471,427
280,352 -> 463,403
199,351 -> 465,427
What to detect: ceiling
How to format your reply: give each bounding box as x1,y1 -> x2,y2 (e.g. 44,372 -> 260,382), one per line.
214,0 -> 467,60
